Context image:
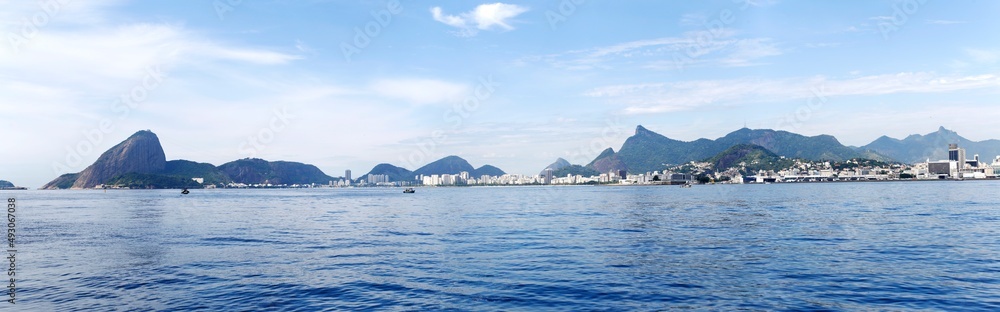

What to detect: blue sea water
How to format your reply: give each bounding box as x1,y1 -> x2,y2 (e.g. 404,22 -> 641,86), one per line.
7,181 -> 1000,311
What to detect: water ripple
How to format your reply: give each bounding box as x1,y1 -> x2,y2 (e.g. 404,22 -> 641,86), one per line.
15,183 -> 1000,310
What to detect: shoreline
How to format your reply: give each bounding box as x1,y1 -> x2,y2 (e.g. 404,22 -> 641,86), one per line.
27,177 -> 1000,191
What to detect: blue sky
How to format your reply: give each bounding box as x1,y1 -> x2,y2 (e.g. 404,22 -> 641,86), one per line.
3,0 -> 1000,187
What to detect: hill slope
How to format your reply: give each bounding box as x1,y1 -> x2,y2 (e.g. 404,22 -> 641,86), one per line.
163,160 -> 231,185
706,144 -> 794,174
218,158 -> 336,185
358,163 -> 414,183
413,156 -> 476,176
472,165 -> 506,177
552,165 -> 600,178
586,148 -> 627,173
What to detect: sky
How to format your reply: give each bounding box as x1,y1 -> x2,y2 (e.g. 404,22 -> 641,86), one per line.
3,0 -> 1000,188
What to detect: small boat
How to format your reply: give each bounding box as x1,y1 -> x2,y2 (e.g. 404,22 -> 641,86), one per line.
403,188 -> 415,193
181,188 -> 190,195
681,183 -> 692,188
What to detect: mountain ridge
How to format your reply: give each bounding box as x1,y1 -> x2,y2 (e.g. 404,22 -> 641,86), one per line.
859,126 -> 1000,163
612,126 -> 865,174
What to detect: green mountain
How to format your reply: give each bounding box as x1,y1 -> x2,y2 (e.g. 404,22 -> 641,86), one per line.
706,144 -> 794,174
0,180 -> 14,188
43,174 -> 78,189
358,163 -> 414,183
613,126 -> 864,174
551,165 -> 600,178
163,160 -> 231,185
219,158 -> 336,185
859,126 -> 1000,164
413,156 -> 476,176
472,165 -> 506,177
714,128 -> 862,161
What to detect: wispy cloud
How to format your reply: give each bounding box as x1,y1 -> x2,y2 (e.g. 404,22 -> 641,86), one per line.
431,3 -> 529,37
925,19 -> 967,25
0,22 -> 301,95
965,48 -> 1000,64
586,72 -> 1000,114
524,30 -> 781,71
369,78 -> 469,106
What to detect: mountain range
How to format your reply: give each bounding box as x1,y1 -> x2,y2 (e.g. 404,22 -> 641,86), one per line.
40,126 -> 1000,189
541,125 -> 999,175
40,130 -> 510,189
559,126 -> 863,175
859,126 -> 1000,164
360,156 -> 507,183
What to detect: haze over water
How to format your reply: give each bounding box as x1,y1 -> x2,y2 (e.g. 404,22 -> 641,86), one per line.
10,182 -> 1000,310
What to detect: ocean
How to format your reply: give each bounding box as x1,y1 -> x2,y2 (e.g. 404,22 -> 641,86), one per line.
8,181 -> 1000,311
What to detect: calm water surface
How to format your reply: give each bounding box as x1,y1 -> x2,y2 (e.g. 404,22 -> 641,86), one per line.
9,182 -> 1000,311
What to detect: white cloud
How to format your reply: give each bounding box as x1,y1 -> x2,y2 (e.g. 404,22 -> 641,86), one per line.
470,3 -> 528,30
430,7 -> 466,28
430,3 -> 529,37
526,30 -> 781,71
586,72 -> 1000,114
369,79 -> 469,105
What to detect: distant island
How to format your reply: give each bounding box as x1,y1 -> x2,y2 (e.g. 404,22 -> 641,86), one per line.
0,180 -> 27,190
40,126 -> 1000,190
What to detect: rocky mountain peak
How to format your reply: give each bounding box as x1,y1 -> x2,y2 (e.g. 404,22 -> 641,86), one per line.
69,130 -> 167,189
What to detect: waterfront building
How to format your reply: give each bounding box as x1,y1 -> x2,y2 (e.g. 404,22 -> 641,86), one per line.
949,144 -> 966,167
992,156 -> 1000,178
368,174 -> 389,184
922,144 -> 998,179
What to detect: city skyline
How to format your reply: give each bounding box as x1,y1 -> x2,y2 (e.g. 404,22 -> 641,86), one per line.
4,1 -> 1000,188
